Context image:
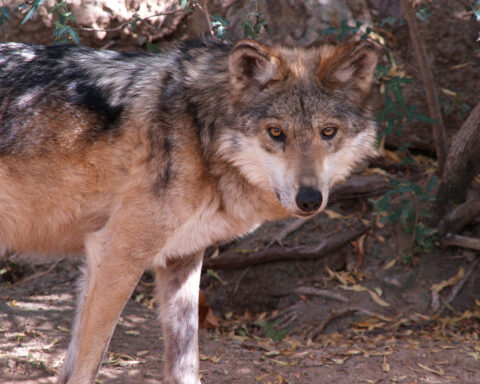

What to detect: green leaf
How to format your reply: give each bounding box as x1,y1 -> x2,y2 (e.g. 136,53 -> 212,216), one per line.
67,26 -> 81,44
0,6 -> 10,18
145,41 -> 161,53
473,6 -> 480,22
379,16 -> 399,27
212,14 -> 229,38
374,195 -> 391,212
178,0 -> 191,10
415,6 -> 431,23
388,207 -> 402,223
49,1 -> 68,14
242,21 -> 255,38
322,26 -> 338,36
426,175 -> 437,192
360,27 -> 371,40
0,6 -> 10,36
21,0 -> 47,25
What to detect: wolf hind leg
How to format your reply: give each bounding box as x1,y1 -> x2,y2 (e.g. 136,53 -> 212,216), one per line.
155,251 -> 204,384
58,230 -> 148,384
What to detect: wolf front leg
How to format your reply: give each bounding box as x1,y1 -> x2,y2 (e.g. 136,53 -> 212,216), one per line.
155,251 -> 204,384
58,230 -> 149,384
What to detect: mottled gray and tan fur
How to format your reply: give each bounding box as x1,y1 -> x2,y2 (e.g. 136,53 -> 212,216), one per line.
0,38 -> 378,383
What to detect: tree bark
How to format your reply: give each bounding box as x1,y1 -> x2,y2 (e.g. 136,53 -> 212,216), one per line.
203,225 -> 368,269
401,0 -> 448,174
436,101 -> 480,218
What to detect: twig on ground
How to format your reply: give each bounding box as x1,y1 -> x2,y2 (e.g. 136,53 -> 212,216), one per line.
12,258 -> 64,286
329,174 -> 390,203
311,309 -> 356,340
311,307 -> 376,340
78,8 -> 187,33
436,101 -> 480,216
232,266 -> 251,296
267,218 -> 309,247
196,0 -> 215,38
401,0 -> 448,174
369,157 -> 421,174
274,311 -> 298,329
203,225 -> 369,269
409,191 -> 419,256
444,258 -> 480,306
294,286 -> 349,303
431,258 -> 479,313
443,234 -> 480,252
439,199 -> 480,235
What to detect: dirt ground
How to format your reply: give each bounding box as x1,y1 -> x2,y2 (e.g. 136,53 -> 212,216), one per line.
1,246 -> 479,384
1,0 -> 480,383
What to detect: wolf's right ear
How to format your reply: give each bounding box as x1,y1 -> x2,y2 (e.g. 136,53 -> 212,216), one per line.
229,40 -> 285,89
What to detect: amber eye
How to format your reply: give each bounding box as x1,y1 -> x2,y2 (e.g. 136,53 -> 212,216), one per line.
320,126 -> 338,139
267,126 -> 285,141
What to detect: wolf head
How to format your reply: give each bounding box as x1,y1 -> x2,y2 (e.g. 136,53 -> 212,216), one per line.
217,39 -> 378,218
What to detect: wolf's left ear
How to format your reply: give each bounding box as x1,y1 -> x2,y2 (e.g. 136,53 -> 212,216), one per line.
229,40 -> 285,89
317,41 -> 378,101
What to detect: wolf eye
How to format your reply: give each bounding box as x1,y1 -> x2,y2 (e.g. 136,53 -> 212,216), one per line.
320,126 -> 338,139
267,126 -> 285,141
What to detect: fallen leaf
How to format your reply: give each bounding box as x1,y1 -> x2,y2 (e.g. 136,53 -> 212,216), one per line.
384,149 -> 402,163
340,284 -> 366,292
330,356 -> 350,365
210,247 -> 220,259
441,88 -> 458,97
431,267 -> 464,293
417,362 -> 445,376
198,291 -> 220,329
324,209 -> 343,219
340,284 -> 390,307
271,358 -> 297,367
382,354 -> 390,372
383,258 -> 396,270
206,269 -> 227,285
449,62 -> 470,70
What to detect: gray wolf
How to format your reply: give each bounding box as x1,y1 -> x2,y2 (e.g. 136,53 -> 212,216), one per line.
0,38 -> 377,383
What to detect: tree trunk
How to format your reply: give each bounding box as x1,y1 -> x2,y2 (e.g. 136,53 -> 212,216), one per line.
401,0 -> 448,175
436,101 -> 480,218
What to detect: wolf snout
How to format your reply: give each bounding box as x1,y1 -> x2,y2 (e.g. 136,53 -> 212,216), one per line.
295,186 -> 323,214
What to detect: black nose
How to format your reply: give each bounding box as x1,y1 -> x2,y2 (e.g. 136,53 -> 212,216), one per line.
295,186 -> 322,213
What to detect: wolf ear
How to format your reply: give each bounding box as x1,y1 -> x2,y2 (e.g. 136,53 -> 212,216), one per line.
229,40 -> 284,89
317,41 -> 378,101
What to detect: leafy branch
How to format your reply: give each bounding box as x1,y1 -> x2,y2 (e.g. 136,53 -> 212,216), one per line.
0,6 -> 9,37
242,0 -> 270,39
373,176 -> 438,257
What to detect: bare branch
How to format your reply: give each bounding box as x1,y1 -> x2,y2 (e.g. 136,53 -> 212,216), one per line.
443,234 -> 480,252
436,101 -> 480,216
401,0 -> 448,174
196,0 -> 215,38
294,286 -> 349,303
77,8 -> 187,33
439,199 -> 480,234
203,225 -> 369,269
